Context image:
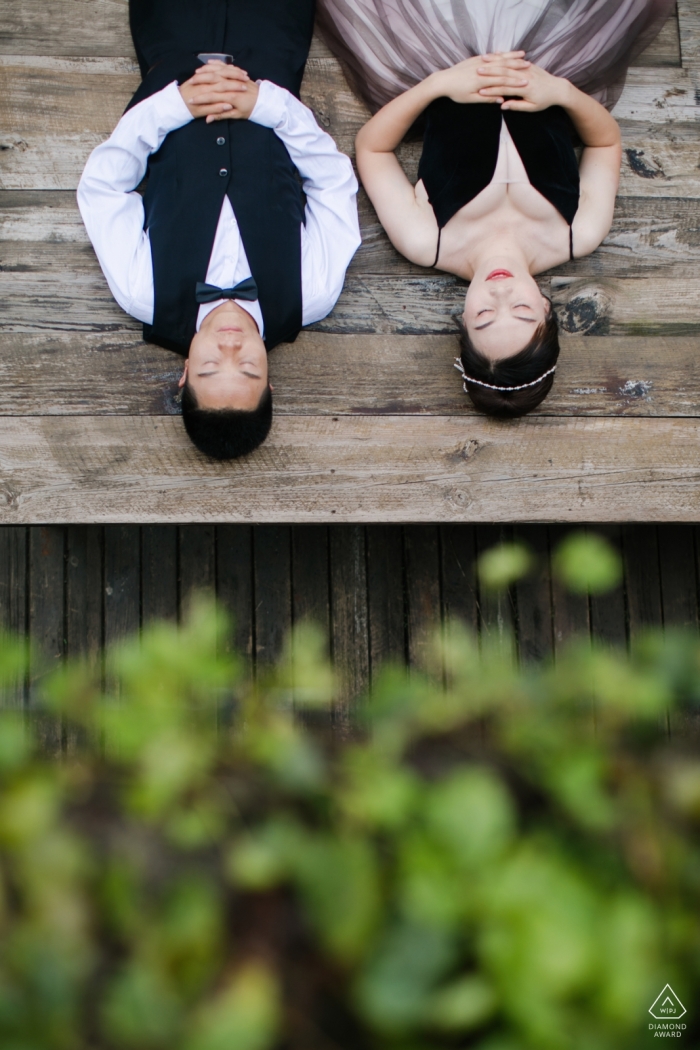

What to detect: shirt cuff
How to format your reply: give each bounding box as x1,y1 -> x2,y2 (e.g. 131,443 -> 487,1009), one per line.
249,80 -> 291,129
148,80 -> 195,134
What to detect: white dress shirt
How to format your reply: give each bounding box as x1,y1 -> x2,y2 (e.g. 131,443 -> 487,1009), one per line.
77,79 -> 361,339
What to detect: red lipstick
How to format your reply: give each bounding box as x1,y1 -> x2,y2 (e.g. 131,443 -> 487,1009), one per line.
486,269 -> 514,280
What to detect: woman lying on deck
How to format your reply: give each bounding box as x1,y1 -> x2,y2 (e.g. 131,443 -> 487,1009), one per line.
317,0 -> 674,417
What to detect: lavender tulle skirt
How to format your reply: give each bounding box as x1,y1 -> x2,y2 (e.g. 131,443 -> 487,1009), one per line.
316,0 -> 676,112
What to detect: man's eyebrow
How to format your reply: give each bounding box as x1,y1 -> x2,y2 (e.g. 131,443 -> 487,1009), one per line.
241,371 -> 261,379
197,370 -> 219,377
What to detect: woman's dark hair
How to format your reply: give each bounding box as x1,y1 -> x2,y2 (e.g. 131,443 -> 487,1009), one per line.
456,305 -> 560,418
181,383 -> 273,460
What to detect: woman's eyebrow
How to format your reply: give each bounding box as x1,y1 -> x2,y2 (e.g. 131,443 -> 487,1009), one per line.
475,319 -> 495,330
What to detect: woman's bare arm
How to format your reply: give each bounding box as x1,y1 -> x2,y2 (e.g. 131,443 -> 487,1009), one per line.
355,55 -> 530,263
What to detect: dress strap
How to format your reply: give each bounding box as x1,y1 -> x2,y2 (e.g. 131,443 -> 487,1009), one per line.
433,226 -> 442,268
569,224 -> 574,261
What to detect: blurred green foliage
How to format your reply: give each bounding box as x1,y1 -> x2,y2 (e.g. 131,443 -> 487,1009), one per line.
0,539 -> 698,1048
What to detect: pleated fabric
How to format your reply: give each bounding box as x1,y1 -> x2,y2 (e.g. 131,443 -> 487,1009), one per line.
316,0 -> 676,112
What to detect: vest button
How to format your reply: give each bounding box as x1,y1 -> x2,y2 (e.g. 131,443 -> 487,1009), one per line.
219,168 -> 228,177
216,136 -> 226,146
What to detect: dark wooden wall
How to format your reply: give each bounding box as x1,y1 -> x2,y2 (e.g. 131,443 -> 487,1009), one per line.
0,523 -> 697,712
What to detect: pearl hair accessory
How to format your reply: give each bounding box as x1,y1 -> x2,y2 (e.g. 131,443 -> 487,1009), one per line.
453,358 -> 557,392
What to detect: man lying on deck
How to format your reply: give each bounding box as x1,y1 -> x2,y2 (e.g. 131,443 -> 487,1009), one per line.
78,0 -> 360,460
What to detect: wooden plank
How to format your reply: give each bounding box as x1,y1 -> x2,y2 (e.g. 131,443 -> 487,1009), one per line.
658,523 -> 698,628
403,525 -> 441,671
589,525 -> 627,648
330,526 -> 369,730
1,57 -> 696,191
476,525 -> 516,660
677,0 -> 700,69
0,527 -> 27,707
253,526 -> 292,671
103,525 -> 140,652
2,415 -> 700,523
366,526 -> 406,676
4,241 -> 699,337
622,523 -> 663,635
2,330 -> 700,418
513,524 -> 553,663
548,525 -> 590,655
440,524 -> 478,636
9,193 -> 700,274
0,10 -> 332,60
291,525 -> 330,630
216,525 -> 254,678
635,10 -> 682,67
0,4 -> 680,67
550,275 -> 700,337
65,524 -> 102,657
0,56 -> 139,190
178,525 -> 216,616
141,525 -> 177,624
28,525 -> 64,750
0,0 -> 135,57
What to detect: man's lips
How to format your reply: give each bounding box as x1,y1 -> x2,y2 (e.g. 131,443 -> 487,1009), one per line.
486,269 -> 514,281
216,326 -> 244,332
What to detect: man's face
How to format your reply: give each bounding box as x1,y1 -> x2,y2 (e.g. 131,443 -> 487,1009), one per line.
180,301 -> 268,410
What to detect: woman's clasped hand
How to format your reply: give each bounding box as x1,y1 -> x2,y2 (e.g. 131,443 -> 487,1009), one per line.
431,51 -> 570,111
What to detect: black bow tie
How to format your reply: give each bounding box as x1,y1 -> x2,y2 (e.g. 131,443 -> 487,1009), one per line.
195,277 -> 259,304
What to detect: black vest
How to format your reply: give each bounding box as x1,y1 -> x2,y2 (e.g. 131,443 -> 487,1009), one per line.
417,99 -> 580,230
126,54 -> 305,355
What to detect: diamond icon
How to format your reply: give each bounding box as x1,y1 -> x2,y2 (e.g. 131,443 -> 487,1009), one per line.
649,985 -> 687,1020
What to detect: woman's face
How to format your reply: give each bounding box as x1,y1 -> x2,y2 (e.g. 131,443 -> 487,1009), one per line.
463,269 -> 549,360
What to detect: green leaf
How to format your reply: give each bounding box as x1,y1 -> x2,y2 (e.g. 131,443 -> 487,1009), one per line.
424,768 -> 515,869
294,835 -> 380,962
477,544 -> 533,592
101,961 -> 182,1048
427,974 -> 497,1031
356,923 -> 456,1032
184,963 -> 280,1050
552,532 -> 622,595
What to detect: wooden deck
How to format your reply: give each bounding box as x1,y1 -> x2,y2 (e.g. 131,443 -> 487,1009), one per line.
0,522 -> 698,720
0,3 -> 699,522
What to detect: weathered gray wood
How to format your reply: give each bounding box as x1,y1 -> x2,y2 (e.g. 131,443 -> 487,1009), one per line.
0,415 -> 698,523
1,56 -> 696,190
678,0 -> 700,70
28,525 -> 65,749
0,330 -> 699,417
0,10 -> 333,60
0,0 -> 135,57
3,241 -> 698,336
0,331 -> 180,413
8,193 -> 700,278
636,9 -> 682,67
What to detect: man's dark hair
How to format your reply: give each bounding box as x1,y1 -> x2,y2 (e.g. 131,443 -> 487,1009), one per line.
456,305 -> 560,418
181,382 -> 273,460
